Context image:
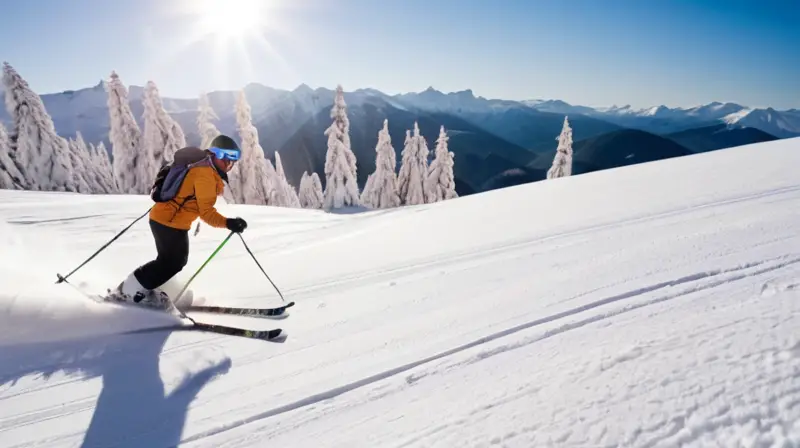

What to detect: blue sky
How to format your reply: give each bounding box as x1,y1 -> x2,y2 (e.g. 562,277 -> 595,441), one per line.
0,0 -> 797,109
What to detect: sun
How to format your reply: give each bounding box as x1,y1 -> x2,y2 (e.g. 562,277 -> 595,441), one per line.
197,0 -> 266,40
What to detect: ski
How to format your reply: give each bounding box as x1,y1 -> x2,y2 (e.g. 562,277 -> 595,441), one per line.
188,322 -> 284,340
68,286 -> 285,342
184,301 -> 295,318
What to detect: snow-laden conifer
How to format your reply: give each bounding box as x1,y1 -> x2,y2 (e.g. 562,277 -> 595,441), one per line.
142,80 -> 186,170
397,122 -> 429,205
361,119 -> 400,208
298,171 -> 324,209
425,125 -> 458,202
105,71 -> 147,194
0,122 -> 26,189
547,116 -> 573,179
322,85 -> 360,210
232,90 -> 279,205
66,133 -> 91,193
274,151 -> 300,207
3,62 -> 74,192
198,92 -> 220,148
91,142 -> 116,193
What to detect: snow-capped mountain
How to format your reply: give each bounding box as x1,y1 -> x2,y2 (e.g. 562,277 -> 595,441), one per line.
589,101 -> 747,121
0,79 -> 795,160
520,99 -> 598,116
393,87 -> 522,114
681,102 -> 747,121
722,108 -> 800,138
0,82 -> 417,150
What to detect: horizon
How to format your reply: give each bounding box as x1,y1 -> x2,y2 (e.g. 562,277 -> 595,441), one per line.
10,78 -> 796,113
1,0 -> 798,110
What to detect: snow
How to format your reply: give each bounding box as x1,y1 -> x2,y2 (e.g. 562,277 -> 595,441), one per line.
1,137 -> 800,447
724,108 -> 800,138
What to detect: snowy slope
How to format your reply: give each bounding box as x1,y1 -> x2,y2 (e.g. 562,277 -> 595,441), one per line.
2,137 -> 800,447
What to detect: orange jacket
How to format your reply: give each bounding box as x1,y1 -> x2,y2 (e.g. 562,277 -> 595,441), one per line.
149,160 -> 228,231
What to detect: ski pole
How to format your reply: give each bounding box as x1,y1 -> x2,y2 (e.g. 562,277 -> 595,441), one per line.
172,231 -> 235,314
56,207 -> 152,285
237,233 -> 285,302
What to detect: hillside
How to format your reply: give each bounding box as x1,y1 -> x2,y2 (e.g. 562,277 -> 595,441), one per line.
1,137 -> 799,446
484,129 -> 695,191
453,106 -> 622,151
274,95 -> 535,194
570,128 -> 694,171
666,123 -> 779,153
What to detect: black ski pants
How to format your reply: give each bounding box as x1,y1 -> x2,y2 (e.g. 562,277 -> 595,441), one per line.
134,219 -> 189,290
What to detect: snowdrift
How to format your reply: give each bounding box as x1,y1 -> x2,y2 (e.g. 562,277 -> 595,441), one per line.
2,137 -> 800,447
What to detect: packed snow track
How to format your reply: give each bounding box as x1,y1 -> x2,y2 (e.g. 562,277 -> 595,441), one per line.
1,138 -> 800,447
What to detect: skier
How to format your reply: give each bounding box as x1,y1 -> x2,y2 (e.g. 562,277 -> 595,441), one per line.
112,134 -> 248,309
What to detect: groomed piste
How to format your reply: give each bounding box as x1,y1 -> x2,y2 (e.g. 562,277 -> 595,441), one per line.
1,137 -> 799,447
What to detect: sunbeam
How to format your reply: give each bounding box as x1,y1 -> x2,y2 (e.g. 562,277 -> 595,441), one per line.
144,0 -> 310,88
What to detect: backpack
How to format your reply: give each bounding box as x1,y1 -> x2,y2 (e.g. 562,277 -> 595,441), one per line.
150,147 -> 210,203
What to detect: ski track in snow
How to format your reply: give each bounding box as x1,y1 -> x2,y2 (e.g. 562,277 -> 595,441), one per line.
279,182 -> 800,300
182,253 -> 800,445
0,138 -> 799,447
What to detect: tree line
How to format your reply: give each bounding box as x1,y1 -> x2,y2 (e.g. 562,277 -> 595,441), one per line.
0,62 -> 466,211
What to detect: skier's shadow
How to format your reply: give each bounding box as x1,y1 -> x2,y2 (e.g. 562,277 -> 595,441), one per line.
0,313 -> 231,448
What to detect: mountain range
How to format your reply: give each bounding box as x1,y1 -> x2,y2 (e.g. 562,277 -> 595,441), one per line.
0,81 -> 797,196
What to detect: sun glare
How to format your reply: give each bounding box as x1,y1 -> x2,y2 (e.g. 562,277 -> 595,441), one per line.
198,0 -> 265,40
153,0 -> 302,88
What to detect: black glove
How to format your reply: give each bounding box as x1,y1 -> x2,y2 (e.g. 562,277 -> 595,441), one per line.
226,217 -> 247,233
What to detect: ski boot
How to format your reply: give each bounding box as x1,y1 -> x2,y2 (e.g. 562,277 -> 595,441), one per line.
108,273 -> 173,311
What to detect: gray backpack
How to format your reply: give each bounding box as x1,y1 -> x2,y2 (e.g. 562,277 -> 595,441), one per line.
150,147 -> 209,203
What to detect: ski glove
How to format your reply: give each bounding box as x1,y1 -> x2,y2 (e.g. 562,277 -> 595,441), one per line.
226,217 -> 248,233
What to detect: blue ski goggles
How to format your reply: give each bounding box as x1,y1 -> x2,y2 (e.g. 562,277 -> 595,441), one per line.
210,147 -> 241,161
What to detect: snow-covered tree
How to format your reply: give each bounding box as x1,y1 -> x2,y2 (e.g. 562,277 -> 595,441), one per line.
361,119 -> 400,209
298,171 -> 324,209
274,151 -> 301,207
197,92 -> 220,148
3,62 -> 74,192
547,116 -> 573,179
0,122 -> 25,189
142,80 -> 186,170
397,122 -> 429,206
231,90 -> 279,205
425,125 -> 458,202
66,133 -> 92,193
91,142 -> 116,193
322,85 -> 360,210
105,71 -> 147,194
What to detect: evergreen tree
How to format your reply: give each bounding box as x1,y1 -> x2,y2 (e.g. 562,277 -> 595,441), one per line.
360,119 -> 400,208
547,116 -> 573,179
397,122 -> 429,205
105,71 -> 147,194
0,122 -> 25,189
322,85 -> 360,210
3,62 -> 74,192
91,142 -> 117,193
274,151 -> 301,207
425,125 -> 458,202
66,133 -> 91,193
232,90 -> 279,205
197,91 -> 220,148
298,171 -> 324,209
142,80 -> 186,170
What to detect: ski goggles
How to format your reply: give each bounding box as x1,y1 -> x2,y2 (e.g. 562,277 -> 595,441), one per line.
210,147 -> 241,161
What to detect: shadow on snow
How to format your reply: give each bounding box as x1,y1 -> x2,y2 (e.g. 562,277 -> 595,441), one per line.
0,308 -> 231,448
